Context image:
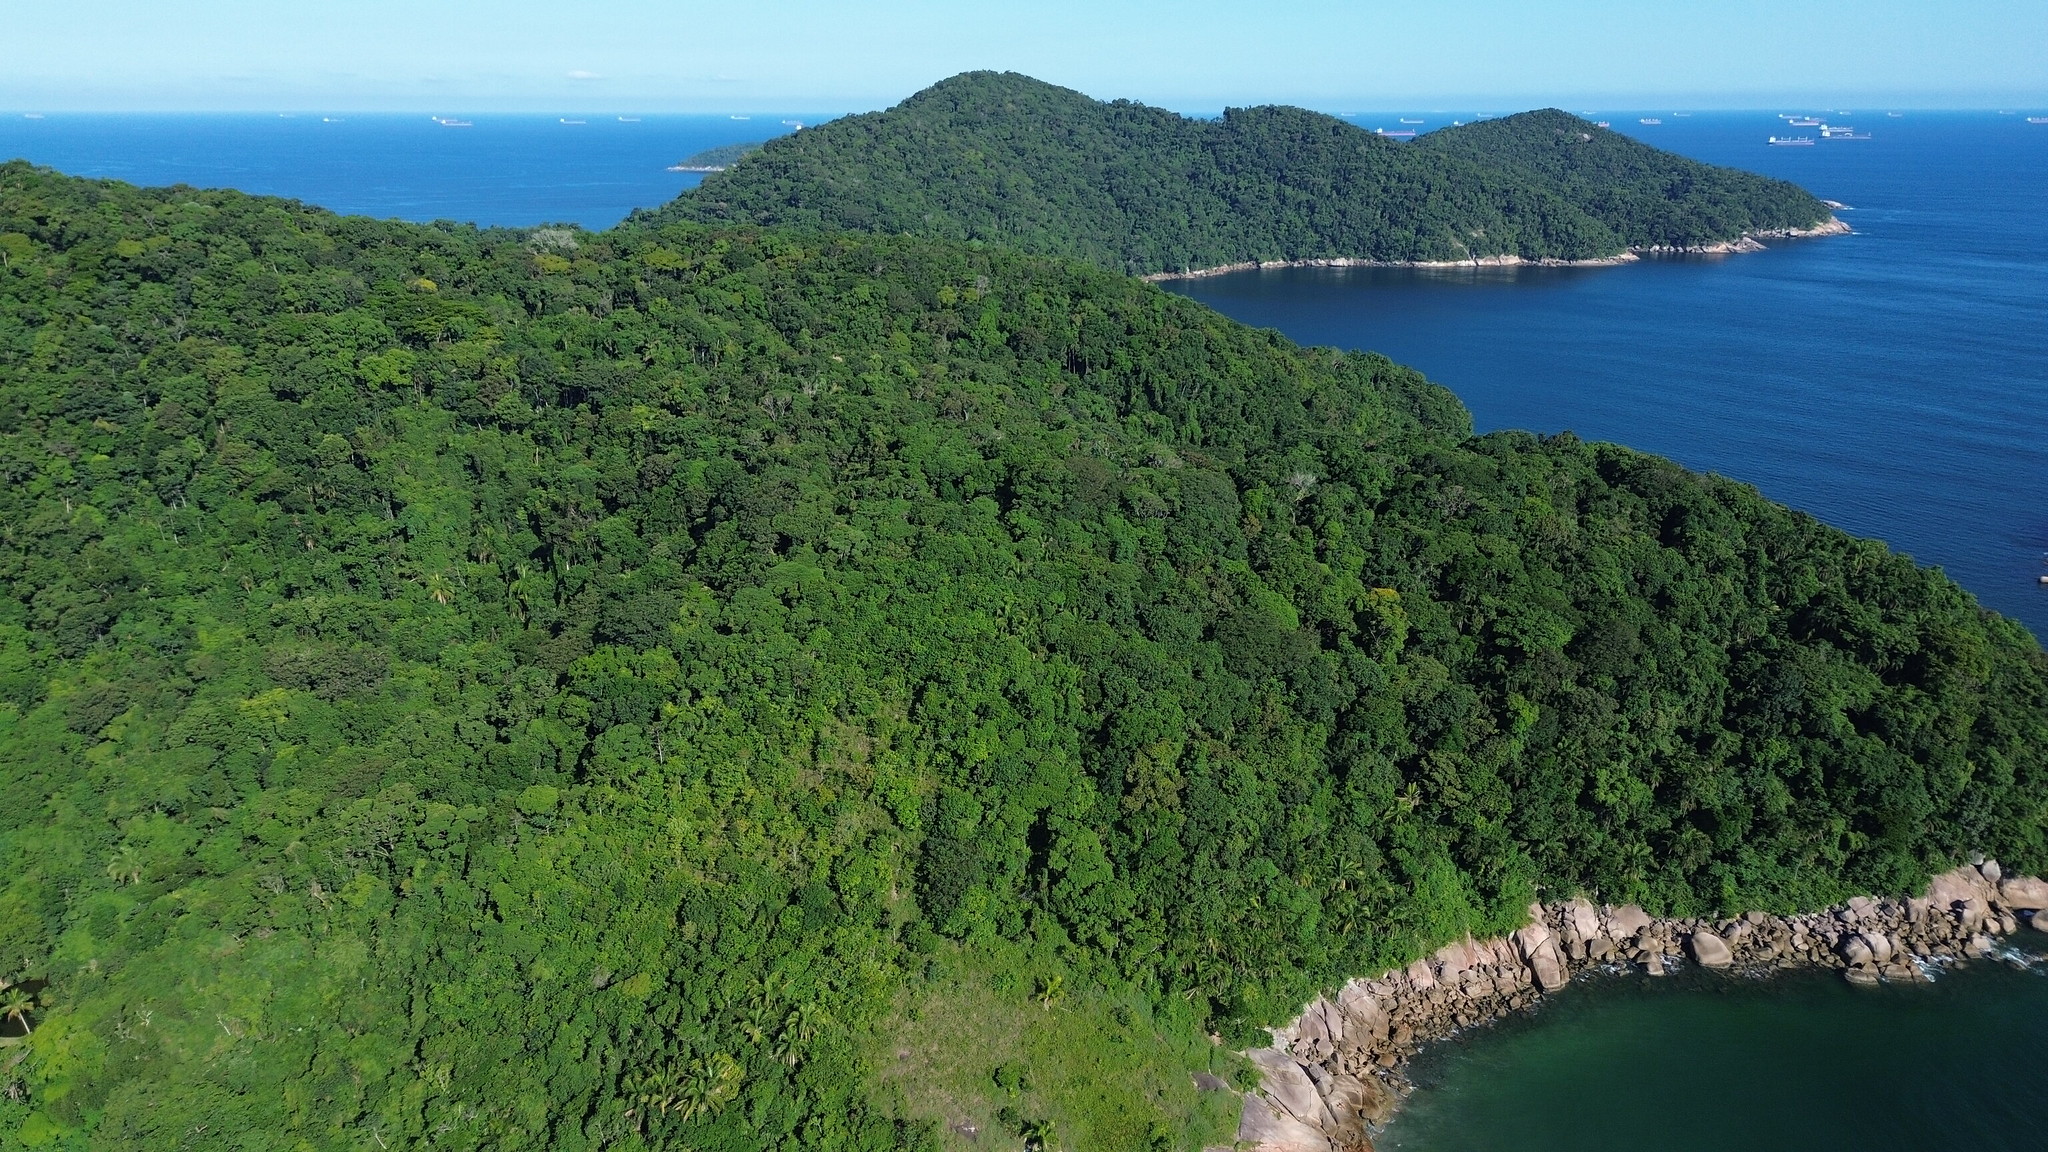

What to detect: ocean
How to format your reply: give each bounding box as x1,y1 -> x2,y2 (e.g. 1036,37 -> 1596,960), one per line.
0,111 -> 808,229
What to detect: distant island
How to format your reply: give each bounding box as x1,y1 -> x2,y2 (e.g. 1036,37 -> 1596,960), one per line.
666,139 -> 764,172
649,71 -> 1845,276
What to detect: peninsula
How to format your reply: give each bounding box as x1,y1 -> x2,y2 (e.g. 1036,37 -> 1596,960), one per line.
650,71 -> 1844,276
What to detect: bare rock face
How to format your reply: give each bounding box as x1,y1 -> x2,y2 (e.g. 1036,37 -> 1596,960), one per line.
1237,1095 -> 1336,1152
1246,1048 -> 1329,1130
1979,860 -> 2003,885
1314,1069 -> 1387,1145
2032,912 -> 2048,935
1405,960 -> 1436,991
1688,930 -> 1733,968
2001,876 -> 2048,910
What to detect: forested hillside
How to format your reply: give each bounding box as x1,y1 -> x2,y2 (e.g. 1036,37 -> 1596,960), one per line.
0,161 -> 2041,1151
1407,108 -> 1833,249
650,71 -> 1834,274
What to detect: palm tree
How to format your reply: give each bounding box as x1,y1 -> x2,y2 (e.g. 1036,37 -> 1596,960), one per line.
625,1059 -> 686,1128
1035,973 -> 1065,1011
1,986 -> 34,1034
677,1052 -> 743,1122
1021,1116 -> 1059,1151
106,845 -> 143,886
423,571 -> 455,605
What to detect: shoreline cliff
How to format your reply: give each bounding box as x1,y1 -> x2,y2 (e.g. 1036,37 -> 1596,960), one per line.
1238,861 -> 2047,1152
1142,217 -> 1850,282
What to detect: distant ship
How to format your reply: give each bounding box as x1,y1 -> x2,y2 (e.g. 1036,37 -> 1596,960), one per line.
1887,112 -> 1905,118
22,113 -> 43,120
323,117 -> 345,123
1786,117 -> 1822,126
1375,128 -> 1416,138
2031,117 -> 2048,125
1672,112 -> 1692,117
1399,117 -> 1424,124
730,114 -> 750,120
560,118 -> 586,125
782,119 -> 805,128
617,116 -> 641,122
1594,121 -> 1610,128
1638,118 -> 1662,125
1768,136 -> 1815,146
435,117 -> 473,127
1820,125 -> 1870,139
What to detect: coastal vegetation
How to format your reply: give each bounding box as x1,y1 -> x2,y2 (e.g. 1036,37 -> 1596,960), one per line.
0,157 -> 2041,1150
670,141 -> 765,172
650,72 -> 1835,275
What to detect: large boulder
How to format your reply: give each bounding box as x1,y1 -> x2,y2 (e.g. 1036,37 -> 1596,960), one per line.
1433,939 -> 1476,983
1688,930 -> 1733,968
1406,959 -> 1436,991
1246,1048 -> 1330,1129
1607,905 -> 1653,939
1295,998 -> 1344,1056
1314,1069 -> 1391,1144
1336,980 -> 1387,1040
1858,931 -> 1893,965
1838,935 -> 1874,967
1514,916 -> 1569,991
1562,900 -> 1601,947
2000,876 -> 2048,911
1925,866 -> 1997,912
1237,1095 -> 1334,1152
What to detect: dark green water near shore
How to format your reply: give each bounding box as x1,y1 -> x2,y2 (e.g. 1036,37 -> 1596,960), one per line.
1382,937 -> 2048,1152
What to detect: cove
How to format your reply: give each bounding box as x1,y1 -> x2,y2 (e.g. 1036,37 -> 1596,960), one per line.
1381,939 -> 2048,1152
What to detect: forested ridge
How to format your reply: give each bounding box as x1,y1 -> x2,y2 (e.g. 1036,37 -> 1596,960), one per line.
0,159 -> 2042,1150
650,71 -> 1835,274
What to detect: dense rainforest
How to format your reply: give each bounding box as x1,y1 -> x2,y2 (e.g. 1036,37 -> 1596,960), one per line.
0,159 -> 2043,1152
649,72 -> 1835,275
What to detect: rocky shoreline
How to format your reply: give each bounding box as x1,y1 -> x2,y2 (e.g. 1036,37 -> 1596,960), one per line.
1237,862 -> 2048,1152
1142,217 -> 1849,282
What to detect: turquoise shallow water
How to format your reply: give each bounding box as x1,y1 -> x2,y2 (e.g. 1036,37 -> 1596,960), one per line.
1382,936 -> 2048,1152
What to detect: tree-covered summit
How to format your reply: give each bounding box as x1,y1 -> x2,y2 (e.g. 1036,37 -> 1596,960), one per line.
648,71 -> 1835,274
0,160 -> 2037,1150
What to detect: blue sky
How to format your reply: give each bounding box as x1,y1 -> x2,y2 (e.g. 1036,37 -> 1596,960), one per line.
6,0 -> 2045,112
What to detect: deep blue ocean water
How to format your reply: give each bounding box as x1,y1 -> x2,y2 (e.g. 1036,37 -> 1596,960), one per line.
1171,112 -> 2048,641
0,112 -> 809,228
